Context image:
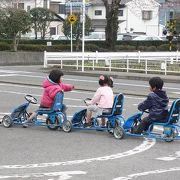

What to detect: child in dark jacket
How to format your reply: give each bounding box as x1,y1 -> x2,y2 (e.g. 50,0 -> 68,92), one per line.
133,77 -> 169,134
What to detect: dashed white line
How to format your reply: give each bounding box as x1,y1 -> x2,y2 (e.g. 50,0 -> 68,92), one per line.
113,167 -> 180,180
0,138 -> 155,170
0,171 -> 86,180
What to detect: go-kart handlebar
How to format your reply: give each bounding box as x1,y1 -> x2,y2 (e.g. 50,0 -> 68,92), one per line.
84,98 -> 92,106
24,95 -> 38,104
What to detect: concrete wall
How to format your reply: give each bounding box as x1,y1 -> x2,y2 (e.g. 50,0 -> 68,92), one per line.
0,52 -> 44,66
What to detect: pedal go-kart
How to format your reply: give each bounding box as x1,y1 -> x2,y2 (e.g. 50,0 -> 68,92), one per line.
62,93 -> 125,139
2,92 -> 69,132
122,98 -> 180,142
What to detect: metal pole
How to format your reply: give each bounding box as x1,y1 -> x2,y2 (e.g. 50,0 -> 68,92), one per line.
82,0 -> 85,72
70,2 -> 73,52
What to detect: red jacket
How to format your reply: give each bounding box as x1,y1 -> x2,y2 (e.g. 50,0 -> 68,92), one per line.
40,78 -> 74,108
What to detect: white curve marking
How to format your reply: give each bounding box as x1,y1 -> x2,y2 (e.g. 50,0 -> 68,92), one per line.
0,171 -> 86,180
156,151 -> 180,161
113,167 -> 180,180
0,138 -> 155,170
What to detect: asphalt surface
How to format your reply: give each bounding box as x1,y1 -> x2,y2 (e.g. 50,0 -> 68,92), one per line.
0,65 -> 179,99
0,66 -> 180,180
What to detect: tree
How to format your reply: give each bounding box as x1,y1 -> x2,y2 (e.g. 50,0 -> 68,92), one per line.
30,7 -> 55,39
63,13 -> 92,51
0,8 -> 31,51
102,0 -> 121,50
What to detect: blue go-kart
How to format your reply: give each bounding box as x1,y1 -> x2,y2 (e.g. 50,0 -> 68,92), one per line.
2,92 -> 70,132
66,93 -> 125,139
122,98 -> 180,142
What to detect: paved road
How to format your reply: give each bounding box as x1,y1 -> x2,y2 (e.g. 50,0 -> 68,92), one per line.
0,67 -> 180,180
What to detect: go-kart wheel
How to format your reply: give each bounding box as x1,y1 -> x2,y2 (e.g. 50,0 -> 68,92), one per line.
46,117 -> 59,130
107,121 -> 113,134
113,126 -> 124,139
62,120 -> 72,133
2,115 -> 13,128
113,121 -> 124,139
163,130 -> 175,142
24,95 -> 38,104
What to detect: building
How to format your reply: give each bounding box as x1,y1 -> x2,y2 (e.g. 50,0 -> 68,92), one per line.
3,0 -> 165,37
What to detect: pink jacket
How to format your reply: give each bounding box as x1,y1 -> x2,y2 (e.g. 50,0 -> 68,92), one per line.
40,78 -> 74,108
90,86 -> 113,108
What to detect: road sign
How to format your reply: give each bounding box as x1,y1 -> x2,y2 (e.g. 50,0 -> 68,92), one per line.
68,15 -> 77,24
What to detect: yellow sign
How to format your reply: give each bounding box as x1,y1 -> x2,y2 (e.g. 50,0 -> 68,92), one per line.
68,15 -> 77,24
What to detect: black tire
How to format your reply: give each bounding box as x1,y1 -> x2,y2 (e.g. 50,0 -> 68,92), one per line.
163,130 -> 175,142
46,116 -> 59,130
107,121 -> 113,134
2,115 -> 13,128
113,120 -> 124,139
62,120 -> 72,133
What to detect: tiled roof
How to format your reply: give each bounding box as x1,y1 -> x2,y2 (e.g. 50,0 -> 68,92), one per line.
90,0 -> 133,5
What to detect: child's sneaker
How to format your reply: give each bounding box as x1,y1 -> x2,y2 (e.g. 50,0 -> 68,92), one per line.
84,122 -> 92,128
22,120 -> 29,128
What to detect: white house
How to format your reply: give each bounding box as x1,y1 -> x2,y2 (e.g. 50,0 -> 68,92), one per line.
4,0 -> 163,37
88,0 -> 162,36
4,0 -> 65,37
119,0 -> 161,36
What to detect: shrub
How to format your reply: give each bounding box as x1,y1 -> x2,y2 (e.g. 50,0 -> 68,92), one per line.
0,42 -> 11,51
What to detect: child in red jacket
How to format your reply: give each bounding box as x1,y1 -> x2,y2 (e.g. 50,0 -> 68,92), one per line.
23,69 -> 74,127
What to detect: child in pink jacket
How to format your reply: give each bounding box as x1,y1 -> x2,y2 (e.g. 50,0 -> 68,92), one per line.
23,69 -> 74,127
85,75 -> 114,127
40,69 -> 74,108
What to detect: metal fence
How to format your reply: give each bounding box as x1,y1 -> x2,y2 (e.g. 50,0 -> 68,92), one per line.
44,51 -> 180,75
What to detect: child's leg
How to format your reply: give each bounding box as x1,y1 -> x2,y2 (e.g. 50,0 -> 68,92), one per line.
133,117 -> 150,134
101,118 -> 106,126
86,105 -> 98,125
61,104 -> 67,120
86,110 -> 93,124
27,112 -> 37,121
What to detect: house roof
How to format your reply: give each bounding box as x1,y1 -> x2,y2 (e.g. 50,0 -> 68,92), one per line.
54,13 -> 65,21
90,0 -> 133,5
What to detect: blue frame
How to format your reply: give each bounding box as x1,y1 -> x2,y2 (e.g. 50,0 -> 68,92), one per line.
7,92 -> 66,129
123,99 -> 180,141
71,93 -> 125,132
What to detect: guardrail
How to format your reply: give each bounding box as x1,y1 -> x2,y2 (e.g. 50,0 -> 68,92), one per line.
44,51 -> 180,75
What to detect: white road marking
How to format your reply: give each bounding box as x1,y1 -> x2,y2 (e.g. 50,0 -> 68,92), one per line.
0,171 -> 86,180
172,92 -> 180,95
0,72 -> 179,91
0,138 -> 155,170
0,74 -> 18,77
156,151 -> 180,161
0,70 -> 32,74
113,167 -> 180,180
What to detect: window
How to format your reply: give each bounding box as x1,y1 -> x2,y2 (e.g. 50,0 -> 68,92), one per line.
50,27 -> 56,36
59,4 -> 65,14
18,3 -> 24,9
95,10 -> 102,16
27,6 -> 31,12
142,11 -> 152,20
169,11 -> 174,19
118,10 -> 123,16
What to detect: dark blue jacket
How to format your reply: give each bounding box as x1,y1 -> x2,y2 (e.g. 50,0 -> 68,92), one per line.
138,90 -> 169,122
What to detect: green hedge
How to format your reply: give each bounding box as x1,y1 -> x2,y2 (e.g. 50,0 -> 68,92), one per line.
0,39 -> 178,52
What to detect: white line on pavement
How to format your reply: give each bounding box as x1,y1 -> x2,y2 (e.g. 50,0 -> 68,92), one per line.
0,171 -> 86,180
156,151 -> 180,161
0,138 -> 155,170
113,167 -> 180,180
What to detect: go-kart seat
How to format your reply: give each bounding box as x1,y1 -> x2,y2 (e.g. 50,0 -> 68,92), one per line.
166,99 -> 180,124
151,99 -> 180,126
37,92 -> 64,114
11,103 -> 29,119
100,93 -> 124,117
